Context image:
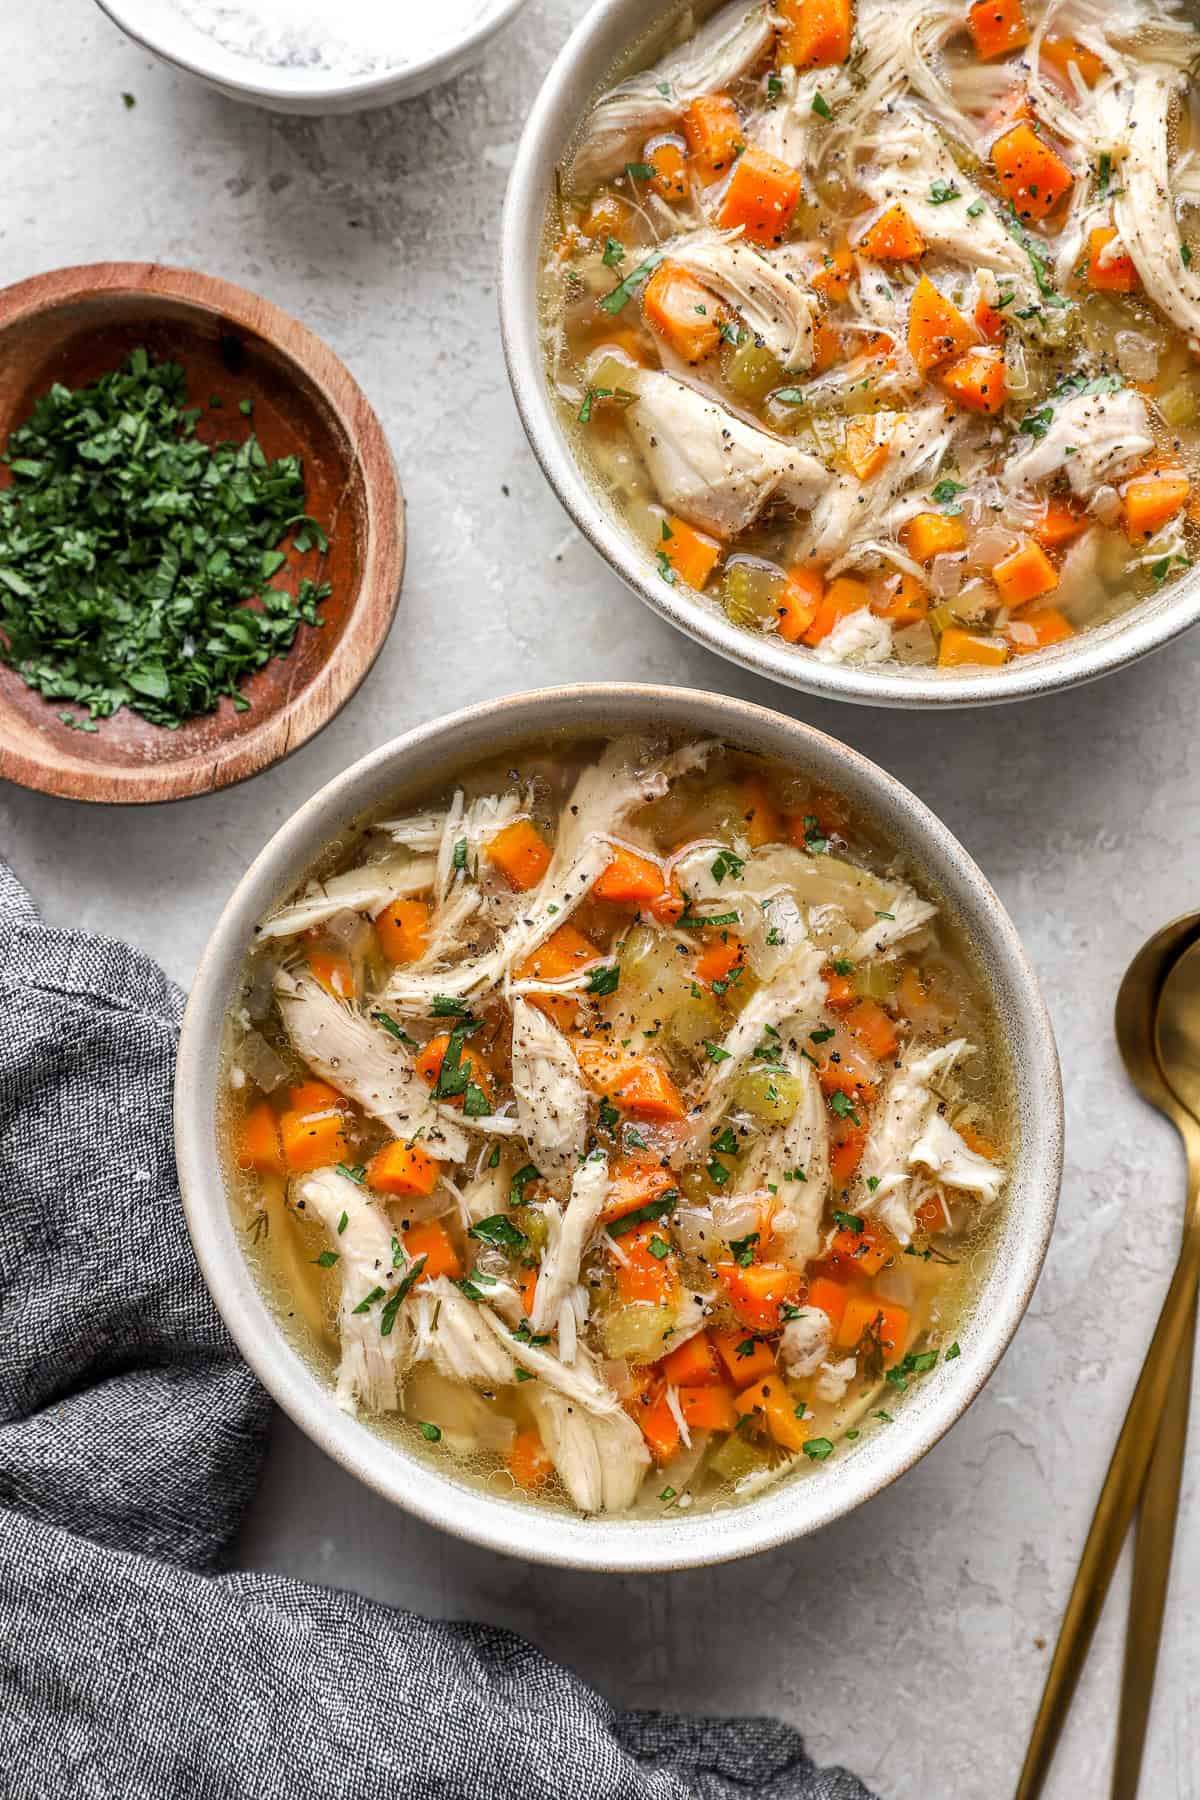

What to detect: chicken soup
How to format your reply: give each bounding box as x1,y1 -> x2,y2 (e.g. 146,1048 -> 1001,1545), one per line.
225,736 -> 1009,1517
542,0 -> 1200,670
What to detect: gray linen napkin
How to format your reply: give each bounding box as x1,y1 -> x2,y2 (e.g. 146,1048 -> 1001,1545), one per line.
0,857 -> 876,1800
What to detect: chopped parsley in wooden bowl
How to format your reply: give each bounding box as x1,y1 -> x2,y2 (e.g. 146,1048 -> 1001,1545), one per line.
0,263 -> 405,803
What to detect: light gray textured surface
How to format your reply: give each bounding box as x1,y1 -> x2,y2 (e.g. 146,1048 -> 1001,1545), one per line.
2,4 -> 1198,1795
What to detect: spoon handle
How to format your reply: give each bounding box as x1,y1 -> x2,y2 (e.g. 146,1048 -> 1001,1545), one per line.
1014,1218 -> 1200,1800
1110,1291 -> 1195,1800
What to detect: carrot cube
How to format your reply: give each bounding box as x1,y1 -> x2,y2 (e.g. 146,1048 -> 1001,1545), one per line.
1010,606 -> 1075,653
844,416 -> 893,480
902,511 -> 967,562
735,1372 -> 809,1451
602,1157 -> 677,1227
776,565 -> 824,642
712,1328 -> 777,1383
279,1108 -> 350,1174
830,1117 -> 868,1185
801,574 -> 871,646
717,1260 -> 804,1333
739,774 -> 784,846
614,1223 -> 679,1305
694,936 -> 744,989
994,538 -> 1059,609
308,947 -> 355,1000
992,122 -> 1073,222
937,628 -> 1009,667
367,1139 -> 439,1198
636,1387 -> 682,1463
376,897 -> 429,964
507,1428 -> 553,1490
968,0 -> 1030,59
717,146 -> 802,246
485,819 -> 552,890
661,1329 -> 723,1388
1087,226 -> 1138,294
682,93 -> 744,179
642,261 -> 722,363
237,1101 -> 284,1175
1123,465 -> 1190,542
807,1274 -> 849,1330
907,276 -> 977,374
573,1039 -> 686,1120
810,246 -> 854,303
679,1384 -> 740,1433
938,348 -> 1007,414
856,203 -> 926,262
836,1294 -> 910,1364
517,922 -> 596,1027
288,1079 -> 343,1114
777,0 -> 853,68
1033,497 -> 1087,550
415,1033 -> 492,1105
592,845 -> 682,923
1040,34 -> 1104,89
660,515 -> 722,588
403,1219 -> 461,1281
647,138 -> 688,203
845,998 -> 899,1061
874,570 -> 929,627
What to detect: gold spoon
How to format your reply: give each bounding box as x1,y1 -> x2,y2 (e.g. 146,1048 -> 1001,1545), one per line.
1015,917 -> 1200,1800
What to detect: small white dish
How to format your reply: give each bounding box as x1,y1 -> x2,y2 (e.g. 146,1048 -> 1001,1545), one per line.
94,0 -> 531,114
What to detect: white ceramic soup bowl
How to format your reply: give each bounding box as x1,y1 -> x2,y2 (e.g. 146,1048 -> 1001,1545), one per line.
175,684 -> 1062,1569
497,0 -> 1200,709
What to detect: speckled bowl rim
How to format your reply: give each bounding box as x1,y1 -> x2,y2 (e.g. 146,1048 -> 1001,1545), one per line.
175,684 -> 1062,1570
92,0 -> 532,111
497,0 -> 1200,709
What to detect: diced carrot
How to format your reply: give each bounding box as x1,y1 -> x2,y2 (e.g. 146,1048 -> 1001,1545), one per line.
308,946 -> 355,1001
279,1108 -> 350,1174
810,316 -> 846,373
376,896 -> 429,964
415,1032 -> 492,1105
516,921 -> 597,1028
592,845 -> 682,923
776,565 -> 824,642
856,203 -> 926,262
845,998 -> 899,1062
582,192 -> 627,241
938,348 -> 1007,414
937,628 -> 1009,667
660,514 -> 722,588
824,967 -> 857,1010
1041,33 -> 1104,89
806,1274 -> 849,1330
801,574 -> 872,646
829,1221 -> 893,1278
573,1039 -> 686,1121
682,93 -> 744,179
901,511 -> 967,561
712,1328 -> 777,1382
517,1265 -> 539,1316
739,774 -> 784,847
288,1078 -> 343,1114
367,1139 -> 438,1198
717,1260 -> 804,1333
647,137 -> 689,203
614,1222 -> 679,1305
991,122 -> 1073,222
1123,464 -> 1190,542
694,936 -> 744,989
735,1372 -> 809,1452
915,1193 -> 948,1234
679,1384 -> 740,1433
959,1123 -> 999,1160
810,246 -> 855,303
836,1294 -> 910,1364
874,570 -> 929,627
642,261 -> 723,363
975,292 -> 1006,344
777,0 -> 853,68
818,1059 -> 877,1109
1033,497 -> 1087,550
844,416 -> 893,481
662,1329 -> 723,1388
830,1116 -> 868,1185
403,1219 -> 462,1282
994,538 -> 1059,609
1086,226 -> 1138,294
717,145 -> 802,246
1010,606 -> 1075,652
237,1101 -> 284,1175
485,818 -> 552,890
968,0 -> 1030,59
637,1387 -> 682,1463
507,1428 -> 553,1489
907,276 -> 977,375
602,1156 -> 677,1226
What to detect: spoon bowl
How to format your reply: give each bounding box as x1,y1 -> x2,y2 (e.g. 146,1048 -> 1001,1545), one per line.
1156,937 -> 1200,1126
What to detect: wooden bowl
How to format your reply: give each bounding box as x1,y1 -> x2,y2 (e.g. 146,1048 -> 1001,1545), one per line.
0,263 -> 405,803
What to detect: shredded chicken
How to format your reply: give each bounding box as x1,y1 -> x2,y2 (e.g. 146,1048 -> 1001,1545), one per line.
689,942 -> 826,1146
297,1169 -> 408,1415
1005,386 -> 1154,504
909,1111 -> 1007,1202
799,406 -> 959,569
622,369 -> 830,537
1110,70 -> 1200,341
509,999 -> 590,1174
736,1054 -> 828,1267
257,856 -> 437,940
530,1154 -> 610,1332
526,1386 -> 651,1513
412,1278 -> 522,1388
857,1039 -> 968,1242
815,608 -> 895,665
667,229 -> 820,371
780,1307 -> 834,1380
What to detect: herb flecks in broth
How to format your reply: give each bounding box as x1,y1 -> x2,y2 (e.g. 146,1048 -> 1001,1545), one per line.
225,738 -> 1008,1518
542,0 -> 1200,671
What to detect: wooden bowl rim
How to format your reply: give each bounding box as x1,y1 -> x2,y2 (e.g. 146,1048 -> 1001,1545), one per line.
0,261 -> 405,805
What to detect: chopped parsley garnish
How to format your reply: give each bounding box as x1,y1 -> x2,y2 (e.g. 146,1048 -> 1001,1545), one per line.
337,1211 -> 349,1234
656,549 -> 678,585
794,1401 -> 807,1419
928,178 -> 961,205
809,1026 -> 835,1044
598,1097 -> 620,1132
463,1082 -> 490,1118
945,1341 -> 961,1360
710,848 -> 745,884
773,388 -> 807,405
833,1209 -> 864,1233
430,995 -> 477,1019
456,1273 -> 500,1302
512,1321 -> 552,1347
599,247 -> 669,314
625,161 -> 656,181
452,837 -> 469,872
832,958 -> 853,976
433,1026 -> 476,1100
659,1485 -> 677,1502
1184,244 -> 1194,269
418,1421 -> 442,1442
487,1144 -> 501,1169
1019,406 -> 1054,440
0,348 -> 332,728
873,1409 -> 894,1423
802,1437 -> 835,1461
784,1166 -> 807,1182
586,963 -> 620,996
380,1255 -> 428,1333
602,235 -> 625,266
886,1347 -> 940,1392
312,1250 -> 339,1268
704,1039 -> 732,1064
577,383 -> 634,425
966,199 -> 986,219
932,477 -> 966,513
874,909 -> 895,921
509,1163 -> 540,1205
730,1230 -> 759,1266
647,1235 -> 671,1260
469,1215 -> 528,1253
829,1089 -> 861,1125
734,1335 -> 762,1359
1098,151 -> 1112,197
625,1125 -> 648,1150
767,73 -> 783,100
707,1157 -> 731,1185
711,1126 -> 740,1156
718,321 -> 745,347
1003,204 -> 1070,307
800,815 -> 827,854
811,91 -> 832,119
351,1285 -> 386,1315
866,1176 -> 880,1192
677,908 -> 740,929
336,1165 -> 365,1186
514,1367 -> 534,1382
608,1191 -> 679,1237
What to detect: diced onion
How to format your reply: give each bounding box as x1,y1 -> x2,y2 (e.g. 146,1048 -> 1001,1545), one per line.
1115,330 -> 1160,383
